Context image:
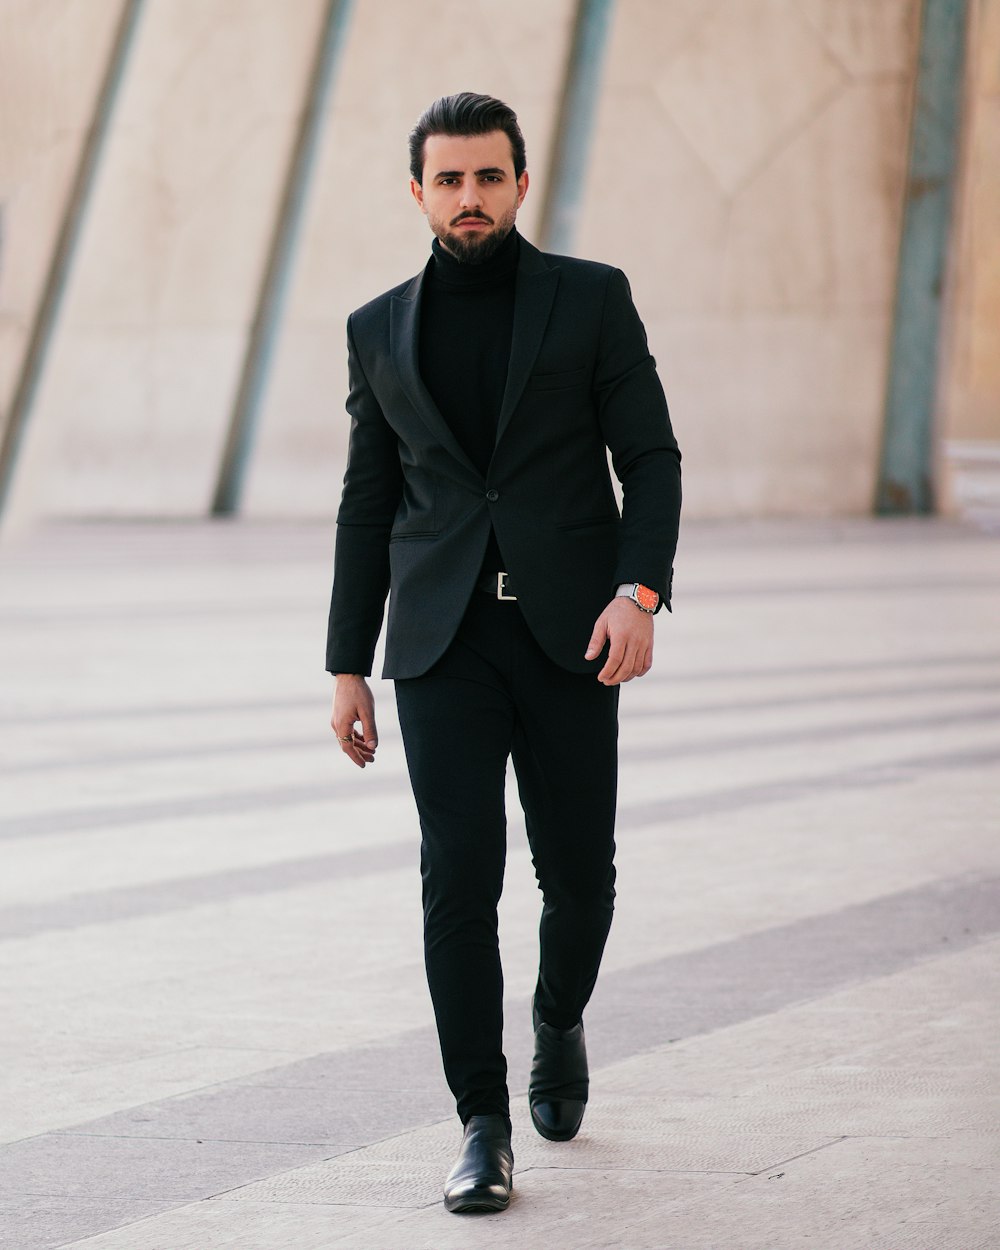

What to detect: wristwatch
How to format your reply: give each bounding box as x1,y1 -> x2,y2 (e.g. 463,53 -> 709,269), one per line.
616,582 -> 659,614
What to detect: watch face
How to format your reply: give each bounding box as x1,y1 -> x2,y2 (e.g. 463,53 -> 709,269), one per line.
635,584 -> 658,611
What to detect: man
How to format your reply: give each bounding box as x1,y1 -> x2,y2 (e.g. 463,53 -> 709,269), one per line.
327,92 -> 680,1214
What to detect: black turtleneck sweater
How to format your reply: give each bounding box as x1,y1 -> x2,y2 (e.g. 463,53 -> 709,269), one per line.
419,228 -> 519,572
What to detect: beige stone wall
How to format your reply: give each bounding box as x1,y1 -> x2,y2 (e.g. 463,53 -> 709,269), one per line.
576,0 -> 921,517
938,0 -> 1000,523
941,6 -> 1000,432
7,0 -> 327,518
0,0 -> 124,425
7,0 -> 994,524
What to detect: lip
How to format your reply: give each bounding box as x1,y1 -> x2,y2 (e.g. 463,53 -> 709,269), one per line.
455,218 -> 490,228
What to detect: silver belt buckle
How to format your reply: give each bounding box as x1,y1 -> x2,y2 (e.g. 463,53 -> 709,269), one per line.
496,572 -> 517,601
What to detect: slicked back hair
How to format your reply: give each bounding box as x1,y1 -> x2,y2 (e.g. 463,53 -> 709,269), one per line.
409,92 -> 526,185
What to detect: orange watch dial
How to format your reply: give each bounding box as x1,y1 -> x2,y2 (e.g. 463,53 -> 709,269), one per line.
634,583 -> 659,612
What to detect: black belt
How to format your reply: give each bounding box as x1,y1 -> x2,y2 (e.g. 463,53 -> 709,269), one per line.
476,571 -> 518,600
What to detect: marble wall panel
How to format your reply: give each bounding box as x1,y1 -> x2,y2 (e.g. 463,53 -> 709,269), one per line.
658,314 -> 891,517
6,0 -> 963,522
243,0 -> 575,516
601,0 -> 719,92
576,0 -> 920,516
800,0 -> 921,76
0,0 -> 124,418
574,87 -> 729,319
939,0 -> 1000,517
942,0 -> 1000,444
9,0 -> 327,519
30,327 -> 247,514
725,81 -> 912,314
653,0 -> 846,195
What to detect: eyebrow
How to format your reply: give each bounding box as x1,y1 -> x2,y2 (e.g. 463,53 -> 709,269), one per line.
433,166 -> 507,180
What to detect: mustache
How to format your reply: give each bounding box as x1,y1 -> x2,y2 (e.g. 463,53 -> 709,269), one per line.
450,211 -> 494,226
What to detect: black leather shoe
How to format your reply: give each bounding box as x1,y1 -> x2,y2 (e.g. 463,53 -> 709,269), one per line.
529,1010 -> 588,1142
443,1114 -> 514,1213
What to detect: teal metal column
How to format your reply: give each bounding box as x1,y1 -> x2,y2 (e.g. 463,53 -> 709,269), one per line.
876,0 -> 970,514
538,0 -> 616,255
211,0 -> 355,516
0,0 -> 146,521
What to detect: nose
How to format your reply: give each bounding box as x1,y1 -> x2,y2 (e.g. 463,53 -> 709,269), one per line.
458,177 -> 483,210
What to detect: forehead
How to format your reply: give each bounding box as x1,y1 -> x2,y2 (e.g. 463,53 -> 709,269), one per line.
422,130 -> 515,177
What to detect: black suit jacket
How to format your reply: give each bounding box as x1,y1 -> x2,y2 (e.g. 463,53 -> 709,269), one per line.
326,235 -> 681,680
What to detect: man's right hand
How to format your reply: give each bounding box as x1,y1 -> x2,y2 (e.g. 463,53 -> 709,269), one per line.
331,675 -> 378,769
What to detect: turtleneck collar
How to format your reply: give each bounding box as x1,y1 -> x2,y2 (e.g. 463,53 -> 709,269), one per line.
430,227 -> 520,287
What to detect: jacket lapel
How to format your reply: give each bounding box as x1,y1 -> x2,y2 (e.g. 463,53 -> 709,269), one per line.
390,264 -> 481,479
495,240 -> 559,449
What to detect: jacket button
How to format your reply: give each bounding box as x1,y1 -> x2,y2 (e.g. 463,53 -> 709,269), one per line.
486,489 -> 499,502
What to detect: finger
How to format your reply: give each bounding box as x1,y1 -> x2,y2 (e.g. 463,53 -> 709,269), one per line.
359,708 -> 379,752
334,718 -> 369,767
600,653 -> 633,685
615,642 -> 645,684
584,617 -> 608,661
350,730 -> 376,762
597,657 -> 622,683
629,646 -> 650,679
597,638 -> 627,683
601,631 -> 640,682
341,734 -> 374,769
604,669 -> 632,686
339,740 -> 364,765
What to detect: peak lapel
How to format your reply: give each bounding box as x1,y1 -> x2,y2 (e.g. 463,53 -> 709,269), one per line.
390,266 -> 482,479
495,243 -> 559,449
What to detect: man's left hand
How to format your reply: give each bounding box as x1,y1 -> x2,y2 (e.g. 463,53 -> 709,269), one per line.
585,598 -> 654,685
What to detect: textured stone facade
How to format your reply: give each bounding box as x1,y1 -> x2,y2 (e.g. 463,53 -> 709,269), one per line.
0,0 -> 994,522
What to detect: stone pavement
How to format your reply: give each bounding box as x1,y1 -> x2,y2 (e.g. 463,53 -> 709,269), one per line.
1,517 -> 998,1250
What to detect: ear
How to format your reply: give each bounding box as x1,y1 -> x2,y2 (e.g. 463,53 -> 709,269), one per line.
410,178 -> 426,213
516,170 -> 529,207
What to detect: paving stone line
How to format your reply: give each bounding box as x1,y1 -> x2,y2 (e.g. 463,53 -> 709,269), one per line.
2,743 -> 999,938
3,871 -> 997,1250
3,651 -> 998,729
5,694 -> 999,779
3,728 -> 999,845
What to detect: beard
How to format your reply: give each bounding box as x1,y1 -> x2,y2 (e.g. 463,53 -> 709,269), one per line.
434,203 -> 518,264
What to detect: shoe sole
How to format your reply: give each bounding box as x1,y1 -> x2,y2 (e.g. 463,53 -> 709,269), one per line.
444,1189 -> 511,1214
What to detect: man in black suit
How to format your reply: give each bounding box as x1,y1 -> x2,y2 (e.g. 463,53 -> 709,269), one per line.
327,93 -> 680,1213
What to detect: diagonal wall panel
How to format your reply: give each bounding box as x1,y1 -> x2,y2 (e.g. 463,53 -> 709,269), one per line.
6,0 -> 328,519
575,0 -> 922,518
0,0 -> 127,518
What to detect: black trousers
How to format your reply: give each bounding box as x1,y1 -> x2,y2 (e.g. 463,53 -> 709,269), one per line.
394,590 -> 619,1123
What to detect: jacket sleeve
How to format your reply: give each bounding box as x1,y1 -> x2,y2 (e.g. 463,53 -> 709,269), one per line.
325,315 -> 404,674
594,268 -> 681,610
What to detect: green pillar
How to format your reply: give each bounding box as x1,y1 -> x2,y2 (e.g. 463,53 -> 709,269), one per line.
538,0 -> 616,255
876,0 -> 970,514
